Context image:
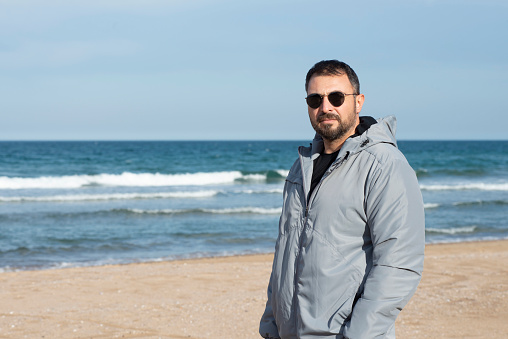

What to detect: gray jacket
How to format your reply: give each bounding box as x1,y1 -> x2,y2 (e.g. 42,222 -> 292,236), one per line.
259,116 -> 425,339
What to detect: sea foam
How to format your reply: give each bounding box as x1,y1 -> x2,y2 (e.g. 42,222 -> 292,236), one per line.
0,190 -> 219,202
453,199 -> 508,206
0,171 -> 246,189
424,203 -> 440,209
426,226 -> 477,234
276,170 -> 290,178
124,207 -> 282,215
420,182 -> 508,191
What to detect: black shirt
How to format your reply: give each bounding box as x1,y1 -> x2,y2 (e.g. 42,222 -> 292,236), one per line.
309,149 -> 339,200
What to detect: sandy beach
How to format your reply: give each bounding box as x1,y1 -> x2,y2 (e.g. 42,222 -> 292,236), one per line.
1,240 -> 507,338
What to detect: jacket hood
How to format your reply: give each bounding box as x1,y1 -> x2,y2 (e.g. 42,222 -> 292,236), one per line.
306,115 -> 398,159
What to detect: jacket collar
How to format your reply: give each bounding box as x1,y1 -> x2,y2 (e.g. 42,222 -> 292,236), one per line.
300,115 -> 398,160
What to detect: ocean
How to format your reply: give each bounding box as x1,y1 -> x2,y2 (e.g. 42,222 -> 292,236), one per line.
1,140 -> 507,272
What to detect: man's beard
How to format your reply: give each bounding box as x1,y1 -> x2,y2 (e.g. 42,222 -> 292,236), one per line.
311,112 -> 357,141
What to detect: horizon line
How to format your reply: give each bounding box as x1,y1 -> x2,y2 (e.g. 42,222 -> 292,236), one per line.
0,139 -> 507,142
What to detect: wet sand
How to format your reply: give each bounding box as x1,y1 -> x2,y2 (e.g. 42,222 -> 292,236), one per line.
1,240 -> 507,338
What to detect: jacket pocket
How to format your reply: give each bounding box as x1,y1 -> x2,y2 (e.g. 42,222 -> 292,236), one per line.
296,232 -> 364,333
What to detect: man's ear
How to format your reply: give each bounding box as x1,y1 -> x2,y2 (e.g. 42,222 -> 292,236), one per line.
356,94 -> 365,114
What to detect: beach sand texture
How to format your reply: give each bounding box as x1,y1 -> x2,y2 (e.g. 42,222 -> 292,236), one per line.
1,240 -> 507,339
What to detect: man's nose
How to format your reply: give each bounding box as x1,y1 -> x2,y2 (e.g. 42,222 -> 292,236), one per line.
320,95 -> 335,111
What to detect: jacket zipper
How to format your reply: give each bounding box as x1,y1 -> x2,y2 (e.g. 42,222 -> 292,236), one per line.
306,151 -> 349,215
292,151 -> 308,334
292,151 -> 349,333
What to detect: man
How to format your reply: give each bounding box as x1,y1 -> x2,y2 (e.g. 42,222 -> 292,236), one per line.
259,60 -> 425,339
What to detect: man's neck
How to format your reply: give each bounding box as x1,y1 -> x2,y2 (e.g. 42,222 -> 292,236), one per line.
322,125 -> 359,154
322,136 -> 350,154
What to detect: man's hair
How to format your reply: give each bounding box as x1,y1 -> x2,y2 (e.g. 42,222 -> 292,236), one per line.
305,60 -> 360,94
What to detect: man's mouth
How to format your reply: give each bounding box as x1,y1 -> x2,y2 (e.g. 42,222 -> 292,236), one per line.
318,114 -> 340,123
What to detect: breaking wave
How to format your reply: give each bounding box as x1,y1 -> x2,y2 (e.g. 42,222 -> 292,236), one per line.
424,203 -> 440,209
122,207 -> 282,215
453,199 -> 508,207
0,170 -> 290,190
0,171 -> 284,190
420,182 -> 508,191
426,226 -> 477,234
0,190 -> 219,202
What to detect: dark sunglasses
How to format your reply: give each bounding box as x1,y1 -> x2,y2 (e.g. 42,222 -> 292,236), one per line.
305,91 -> 356,109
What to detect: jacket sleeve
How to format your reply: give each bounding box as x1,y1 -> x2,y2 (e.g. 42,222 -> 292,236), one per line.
343,157 -> 425,339
259,272 -> 280,338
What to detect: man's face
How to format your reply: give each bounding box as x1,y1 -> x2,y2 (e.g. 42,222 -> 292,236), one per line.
306,74 -> 364,142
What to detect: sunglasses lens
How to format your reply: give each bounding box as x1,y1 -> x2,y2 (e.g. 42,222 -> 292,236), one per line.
328,92 -> 346,107
306,94 -> 322,109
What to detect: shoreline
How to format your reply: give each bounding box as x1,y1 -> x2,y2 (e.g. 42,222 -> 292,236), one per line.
3,237 -> 508,274
1,240 -> 507,338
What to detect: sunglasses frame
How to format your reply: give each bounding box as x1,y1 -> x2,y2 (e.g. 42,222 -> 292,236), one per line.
305,91 -> 357,109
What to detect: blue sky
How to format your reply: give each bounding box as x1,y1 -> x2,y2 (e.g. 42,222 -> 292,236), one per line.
1,0 -> 507,140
